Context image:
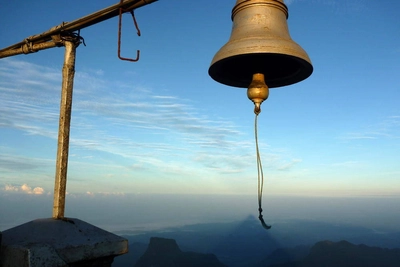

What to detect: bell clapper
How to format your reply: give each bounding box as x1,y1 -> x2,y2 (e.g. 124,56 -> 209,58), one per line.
247,73 -> 269,115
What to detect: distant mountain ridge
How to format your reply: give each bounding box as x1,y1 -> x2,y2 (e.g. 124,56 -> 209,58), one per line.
266,240 -> 400,267
134,237 -> 227,267
112,218 -> 400,267
121,237 -> 400,267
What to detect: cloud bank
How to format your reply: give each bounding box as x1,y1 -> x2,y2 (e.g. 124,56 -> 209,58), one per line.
4,183 -> 45,195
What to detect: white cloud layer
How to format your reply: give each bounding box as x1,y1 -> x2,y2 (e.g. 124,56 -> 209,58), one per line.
4,183 -> 45,195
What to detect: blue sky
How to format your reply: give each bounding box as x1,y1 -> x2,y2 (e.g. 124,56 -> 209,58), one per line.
1,0 -> 400,230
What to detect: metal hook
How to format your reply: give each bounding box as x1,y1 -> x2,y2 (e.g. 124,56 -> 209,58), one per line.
118,0 -> 141,62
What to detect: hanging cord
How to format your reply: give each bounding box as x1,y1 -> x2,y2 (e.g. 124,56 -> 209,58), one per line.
255,113 -> 271,230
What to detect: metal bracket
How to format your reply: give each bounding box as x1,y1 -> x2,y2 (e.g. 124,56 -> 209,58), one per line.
118,0 -> 141,62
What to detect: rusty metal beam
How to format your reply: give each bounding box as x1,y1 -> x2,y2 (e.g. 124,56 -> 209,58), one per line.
0,0 -> 157,58
0,40 -> 61,58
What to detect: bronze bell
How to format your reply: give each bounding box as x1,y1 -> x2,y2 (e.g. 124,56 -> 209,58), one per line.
209,0 -> 313,88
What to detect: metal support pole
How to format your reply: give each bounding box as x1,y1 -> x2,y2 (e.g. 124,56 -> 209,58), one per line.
52,40 -> 77,219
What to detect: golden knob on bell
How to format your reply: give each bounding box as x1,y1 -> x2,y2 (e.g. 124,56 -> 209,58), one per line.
209,0 -> 313,88
247,73 -> 269,114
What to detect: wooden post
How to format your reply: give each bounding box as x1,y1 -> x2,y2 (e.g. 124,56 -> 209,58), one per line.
52,40 -> 77,219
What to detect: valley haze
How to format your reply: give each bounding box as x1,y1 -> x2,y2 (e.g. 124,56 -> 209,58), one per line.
1,194 -> 399,233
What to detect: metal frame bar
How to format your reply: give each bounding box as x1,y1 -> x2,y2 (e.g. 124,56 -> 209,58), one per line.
0,0 -> 157,58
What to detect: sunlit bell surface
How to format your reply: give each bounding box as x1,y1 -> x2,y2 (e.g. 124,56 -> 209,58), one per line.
209,0 -> 313,89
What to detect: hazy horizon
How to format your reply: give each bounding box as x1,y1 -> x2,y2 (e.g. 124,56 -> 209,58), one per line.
1,193 -> 399,234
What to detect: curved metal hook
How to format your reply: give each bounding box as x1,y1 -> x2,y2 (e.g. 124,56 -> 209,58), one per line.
118,1 -> 141,62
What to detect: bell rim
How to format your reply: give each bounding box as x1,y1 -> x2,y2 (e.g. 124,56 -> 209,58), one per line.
208,52 -> 313,88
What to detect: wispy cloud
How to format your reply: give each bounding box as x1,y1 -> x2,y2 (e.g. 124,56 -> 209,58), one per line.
330,161 -> 363,168
340,116 -> 400,141
277,158 -> 302,171
85,191 -> 125,197
0,59 -> 60,142
0,154 -> 52,172
0,58 -> 252,175
0,58 -> 300,189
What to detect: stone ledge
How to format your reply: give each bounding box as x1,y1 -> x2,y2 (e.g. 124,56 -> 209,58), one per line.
0,218 -> 128,267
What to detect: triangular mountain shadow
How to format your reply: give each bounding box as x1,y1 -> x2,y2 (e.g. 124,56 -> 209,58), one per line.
209,215 -> 281,266
134,237 -> 227,267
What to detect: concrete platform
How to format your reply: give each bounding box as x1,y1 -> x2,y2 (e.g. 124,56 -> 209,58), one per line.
0,218 -> 128,267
